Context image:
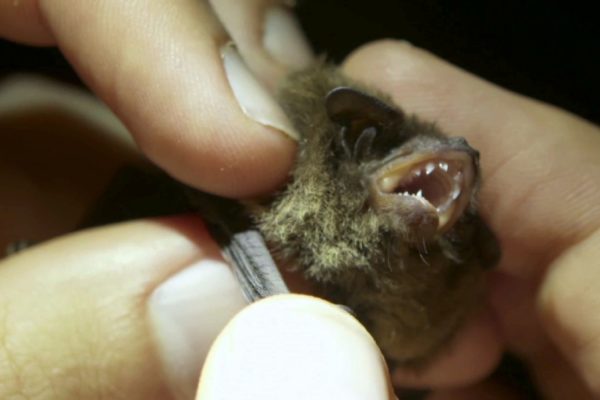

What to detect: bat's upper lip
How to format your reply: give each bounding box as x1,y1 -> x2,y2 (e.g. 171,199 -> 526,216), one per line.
370,149 -> 476,235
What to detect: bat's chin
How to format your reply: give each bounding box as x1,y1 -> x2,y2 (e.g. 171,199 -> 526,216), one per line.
371,149 -> 476,235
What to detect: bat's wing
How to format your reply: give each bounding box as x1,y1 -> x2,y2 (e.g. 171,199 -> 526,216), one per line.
222,229 -> 290,301
185,190 -> 290,302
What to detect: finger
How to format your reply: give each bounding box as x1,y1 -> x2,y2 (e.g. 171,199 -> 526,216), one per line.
342,40 -> 600,278
2,0 -> 310,197
0,216 -> 247,400
210,0 -> 314,90
538,228 -> 600,396
197,295 -> 395,400
392,307 -> 502,388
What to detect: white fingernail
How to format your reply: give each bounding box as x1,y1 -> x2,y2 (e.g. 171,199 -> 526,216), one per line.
263,6 -> 314,70
198,295 -> 393,400
148,260 -> 246,400
222,43 -> 299,140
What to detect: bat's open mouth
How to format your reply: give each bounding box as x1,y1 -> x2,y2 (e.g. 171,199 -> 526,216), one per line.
373,150 -> 475,233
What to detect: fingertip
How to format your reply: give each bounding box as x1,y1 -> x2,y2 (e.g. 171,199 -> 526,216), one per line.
197,294 -> 395,400
136,107 -> 297,198
30,0 -> 298,198
106,36 -> 298,198
210,1 -> 315,91
127,40 -> 298,198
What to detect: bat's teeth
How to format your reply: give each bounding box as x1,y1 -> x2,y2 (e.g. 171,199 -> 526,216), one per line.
374,150 -> 476,234
454,171 -> 463,182
451,186 -> 461,200
425,162 -> 435,175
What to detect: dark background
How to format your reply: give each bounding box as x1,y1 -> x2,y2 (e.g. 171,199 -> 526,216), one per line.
1,0 -> 599,125
295,0 -> 599,124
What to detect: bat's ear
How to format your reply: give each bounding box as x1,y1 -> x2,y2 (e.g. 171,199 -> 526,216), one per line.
326,87 -> 404,161
325,87 -> 402,126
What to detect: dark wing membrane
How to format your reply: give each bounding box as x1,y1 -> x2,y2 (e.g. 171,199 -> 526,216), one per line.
185,189 -> 290,302
223,229 -> 289,301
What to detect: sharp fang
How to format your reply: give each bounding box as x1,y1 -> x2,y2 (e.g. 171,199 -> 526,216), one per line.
439,161 -> 449,171
451,186 -> 461,200
416,189 -> 423,197
425,163 -> 435,175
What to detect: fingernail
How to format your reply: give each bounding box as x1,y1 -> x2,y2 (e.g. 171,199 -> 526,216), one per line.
197,295 -> 394,400
221,43 -> 299,140
263,6 -> 314,70
148,259 -> 246,400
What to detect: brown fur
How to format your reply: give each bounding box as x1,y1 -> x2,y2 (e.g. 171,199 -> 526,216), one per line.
255,65 -> 499,365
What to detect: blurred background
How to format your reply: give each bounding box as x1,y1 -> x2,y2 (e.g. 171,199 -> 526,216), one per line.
1,0 -> 598,124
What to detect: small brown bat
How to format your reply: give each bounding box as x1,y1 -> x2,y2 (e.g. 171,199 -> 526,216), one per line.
190,64 -> 499,366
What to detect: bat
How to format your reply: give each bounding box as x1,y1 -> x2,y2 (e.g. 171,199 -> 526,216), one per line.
189,64 -> 500,366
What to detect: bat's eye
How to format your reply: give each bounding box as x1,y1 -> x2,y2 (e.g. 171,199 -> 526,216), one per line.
372,151 -> 476,234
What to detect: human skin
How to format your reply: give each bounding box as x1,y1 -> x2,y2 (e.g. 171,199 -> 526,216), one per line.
1,1 -> 600,399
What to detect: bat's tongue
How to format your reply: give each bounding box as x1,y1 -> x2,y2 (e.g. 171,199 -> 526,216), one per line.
374,150 -> 475,236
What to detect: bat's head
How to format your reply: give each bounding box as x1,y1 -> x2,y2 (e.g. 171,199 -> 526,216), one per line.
326,87 -> 479,247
